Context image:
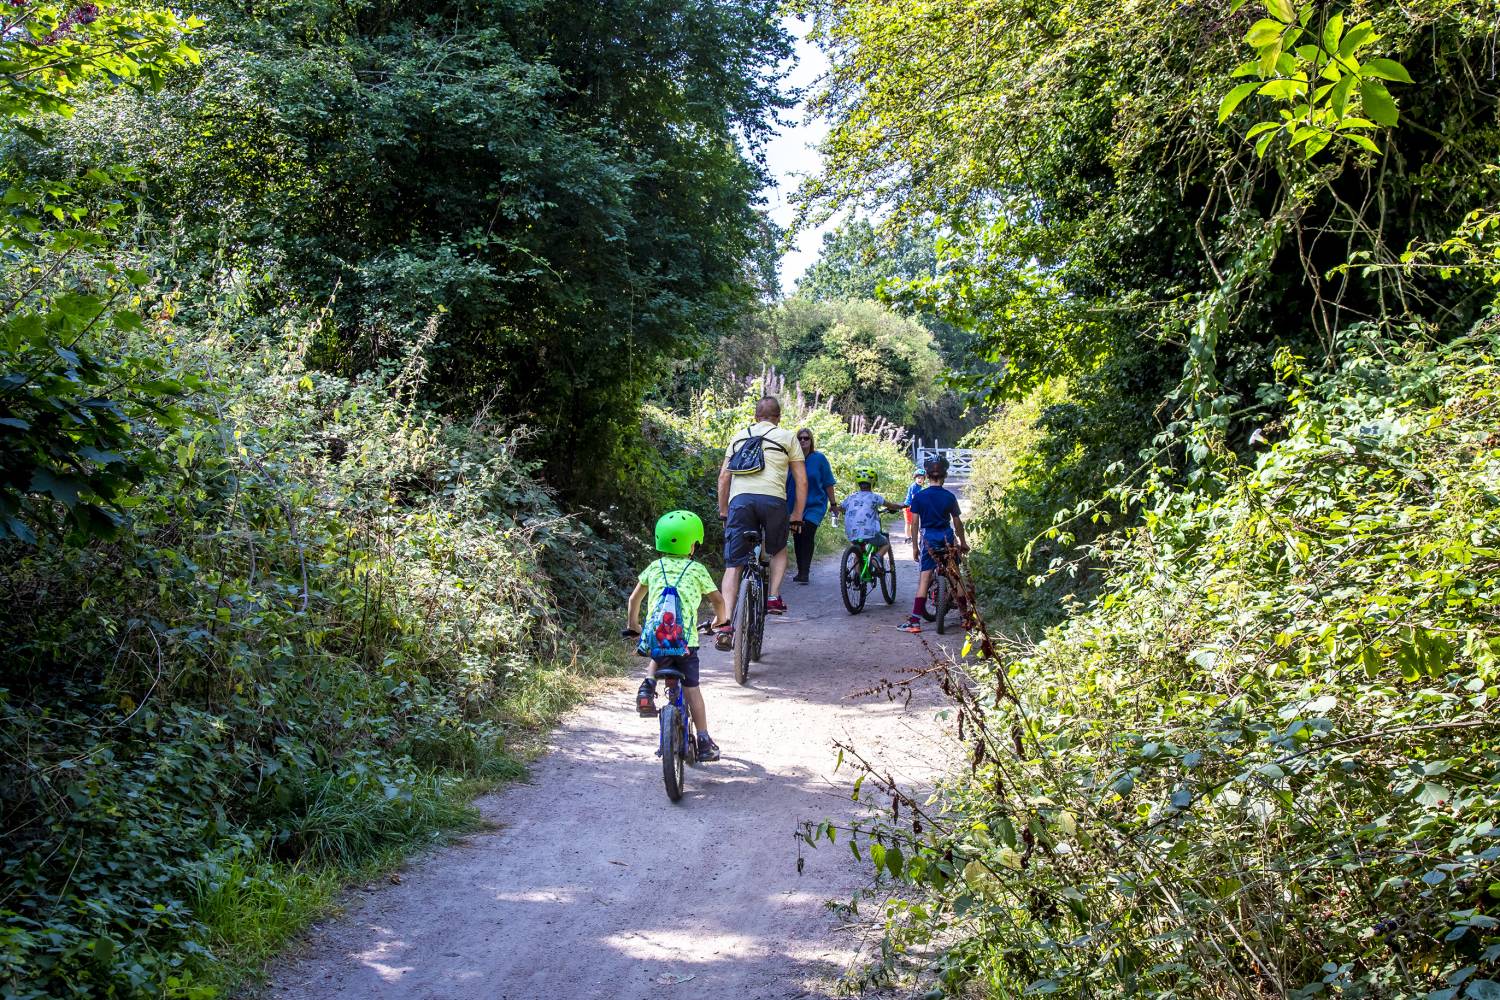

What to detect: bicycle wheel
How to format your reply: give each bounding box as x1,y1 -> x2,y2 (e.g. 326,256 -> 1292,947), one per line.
748,568 -> 766,663
935,572 -> 952,635
840,546 -> 866,615
660,703 -> 685,802
732,579 -> 752,685
879,547 -> 897,604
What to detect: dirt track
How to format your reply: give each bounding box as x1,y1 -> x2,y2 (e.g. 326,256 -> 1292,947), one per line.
269,542 -> 956,1000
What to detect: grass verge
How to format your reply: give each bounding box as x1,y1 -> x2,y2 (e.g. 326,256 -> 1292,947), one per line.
187,637 -> 625,998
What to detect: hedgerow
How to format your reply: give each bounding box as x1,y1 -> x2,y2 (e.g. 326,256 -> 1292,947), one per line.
0,325 -> 616,999
821,332 -> 1500,997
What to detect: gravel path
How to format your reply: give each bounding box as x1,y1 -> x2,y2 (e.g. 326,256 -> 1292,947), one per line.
268,543 -> 955,1000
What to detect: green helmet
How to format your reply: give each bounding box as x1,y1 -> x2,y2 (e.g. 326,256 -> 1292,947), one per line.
654,510 -> 704,556
854,465 -> 879,485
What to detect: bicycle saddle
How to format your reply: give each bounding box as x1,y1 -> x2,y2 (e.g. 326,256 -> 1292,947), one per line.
742,529 -> 763,545
654,667 -> 686,681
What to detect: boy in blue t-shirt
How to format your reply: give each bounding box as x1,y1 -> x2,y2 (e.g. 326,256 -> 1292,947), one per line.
900,457 -> 968,634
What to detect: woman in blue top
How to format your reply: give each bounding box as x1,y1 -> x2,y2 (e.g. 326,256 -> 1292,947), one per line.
787,428 -> 838,583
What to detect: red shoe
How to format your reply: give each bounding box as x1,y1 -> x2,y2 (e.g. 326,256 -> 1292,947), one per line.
766,596 -> 787,615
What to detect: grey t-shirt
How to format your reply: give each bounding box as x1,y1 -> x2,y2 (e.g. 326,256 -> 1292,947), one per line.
840,491 -> 887,541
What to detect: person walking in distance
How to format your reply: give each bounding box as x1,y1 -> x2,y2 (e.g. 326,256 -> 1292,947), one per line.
715,396 -> 807,650
903,468 -> 926,562
787,428 -> 837,584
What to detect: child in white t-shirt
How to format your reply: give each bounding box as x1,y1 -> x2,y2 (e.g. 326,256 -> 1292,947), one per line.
840,466 -> 905,560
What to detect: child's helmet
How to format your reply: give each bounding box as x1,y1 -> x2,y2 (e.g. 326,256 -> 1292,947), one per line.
853,465 -> 878,485
923,455 -> 949,478
654,510 -> 704,555
913,467 -> 926,478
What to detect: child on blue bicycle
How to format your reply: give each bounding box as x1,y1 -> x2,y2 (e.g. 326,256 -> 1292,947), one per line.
839,465 -> 905,558
624,510 -> 728,762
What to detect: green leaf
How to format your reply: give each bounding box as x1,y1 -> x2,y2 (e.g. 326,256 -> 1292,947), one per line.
1258,79 -> 1306,101
1360,80 -> 1399,126
1338,20 -> 1378,58
1344,132 -> 1381,154
1255,130 -> 1278,158
1362,58 -> 1414,83
1321,12 -> 1344,54
29,469 -> 82,507
1467,982 -> 1500,1000
1263,0 -> 1295,21
1416,782 -> 1450,808
1246,19 -> 1285,46
1219,83 -> 1261,123
112,310 -> 145,333
1330,74 -> 1356,118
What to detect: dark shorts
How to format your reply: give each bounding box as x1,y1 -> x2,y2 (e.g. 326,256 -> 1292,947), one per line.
724,493 -> 790,568
919,530 -> 956,572
653,648 -> 701,688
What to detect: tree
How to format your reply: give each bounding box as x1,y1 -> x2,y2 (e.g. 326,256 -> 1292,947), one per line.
47,0 -> 793,498
770,298 -> 940,425
796,216 -> 976,364
796,0 -> 1499,413
0,1 -> 201,543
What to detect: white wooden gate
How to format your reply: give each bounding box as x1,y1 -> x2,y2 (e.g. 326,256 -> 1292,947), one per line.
913,440 -> 990,481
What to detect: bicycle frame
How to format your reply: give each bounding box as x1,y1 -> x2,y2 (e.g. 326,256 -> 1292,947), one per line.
730,534 -> 768,684
658,669 -> 694,756
656,664 -> 696,801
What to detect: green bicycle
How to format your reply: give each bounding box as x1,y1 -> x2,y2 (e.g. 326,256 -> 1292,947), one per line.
840,537 -> 897,614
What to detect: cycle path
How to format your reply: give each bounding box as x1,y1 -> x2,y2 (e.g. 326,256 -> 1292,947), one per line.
268,543 -> 956,1000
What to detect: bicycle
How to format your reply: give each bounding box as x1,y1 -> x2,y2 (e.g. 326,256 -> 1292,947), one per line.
923,542 -> 966,635
729,529 -> 768,685
653,663 -> 698,802
840,538 -> 897,614
620,629 -> 709,803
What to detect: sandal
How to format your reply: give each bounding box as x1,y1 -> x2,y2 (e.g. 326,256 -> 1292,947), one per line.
713,625 -> 734,652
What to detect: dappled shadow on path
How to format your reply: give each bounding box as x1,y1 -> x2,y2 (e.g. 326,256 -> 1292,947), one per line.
270,549 -> 953,1000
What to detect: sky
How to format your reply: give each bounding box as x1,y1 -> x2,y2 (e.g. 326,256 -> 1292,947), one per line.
761,17 -> 838,294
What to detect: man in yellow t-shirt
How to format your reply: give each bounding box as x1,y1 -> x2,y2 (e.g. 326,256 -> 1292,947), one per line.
715,396 -> 806,646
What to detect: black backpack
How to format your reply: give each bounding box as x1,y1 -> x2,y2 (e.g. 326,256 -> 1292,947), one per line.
727,424 -> 787,477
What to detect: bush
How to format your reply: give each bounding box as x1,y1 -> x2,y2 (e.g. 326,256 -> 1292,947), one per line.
0,324 -> 616,999
827,333 -> 1500,997
963,346 -> 1167,625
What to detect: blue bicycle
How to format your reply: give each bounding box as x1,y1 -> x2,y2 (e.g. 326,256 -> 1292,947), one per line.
653,662 -> 698,802
622,630 -> 705,802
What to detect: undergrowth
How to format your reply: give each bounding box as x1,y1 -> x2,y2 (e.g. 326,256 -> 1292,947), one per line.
0,322 -> 620,999
814,332 -> 1500,998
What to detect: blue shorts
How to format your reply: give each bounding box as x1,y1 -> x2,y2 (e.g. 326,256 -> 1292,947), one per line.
653,648 -> 701,688
919,530 -> 955,572
724,493 -> 790,567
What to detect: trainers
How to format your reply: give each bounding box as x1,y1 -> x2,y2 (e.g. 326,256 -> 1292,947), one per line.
766,596 -> 788,615
713,625 -> 734,651
635,680 -> 657,717
899,617 -> 922,634
696,734 -> 721,762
